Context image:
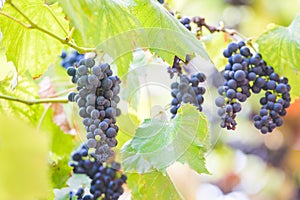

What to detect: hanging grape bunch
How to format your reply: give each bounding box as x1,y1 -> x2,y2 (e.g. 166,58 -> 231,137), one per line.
170,72 -> 206,118
216,41 -> 291,133
69,145 -> 127,200
67,57 -> 121,162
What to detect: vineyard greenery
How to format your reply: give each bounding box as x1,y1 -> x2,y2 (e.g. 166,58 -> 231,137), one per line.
0,0 -> 299,200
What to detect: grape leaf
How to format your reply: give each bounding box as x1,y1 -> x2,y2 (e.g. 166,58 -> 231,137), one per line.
120,49 -> 147,110
0,74 -> 44,124
0,115 -> 50,200
50,156 -> 72,189
58,0 -> 142,77
130,0 -> 210,65
122,104 -> 210,174
256,14 -> 300,99
40,108 -> 74,156
127,171 -> 182,200
117,113 -> 140,148
0,1 -> 69,77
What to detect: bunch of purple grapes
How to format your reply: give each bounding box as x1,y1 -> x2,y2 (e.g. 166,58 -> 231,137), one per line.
215,41 -> 291,133
170,73 -> 206,118
60,50 -> 84,69
69,145 -> 127,200
67,58 -> 121,162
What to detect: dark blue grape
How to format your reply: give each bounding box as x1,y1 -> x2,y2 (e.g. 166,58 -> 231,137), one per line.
225,89 -> 235,99
266,80 -> 276,90
223,49 -> 232,58
232,54 -> 243,63
228,42 -> 239,53
237,41 -> 246,48
234,70 -> 246,81
240,46 -> 251,57
232,63 -> 243,71
275,83 -> 287,93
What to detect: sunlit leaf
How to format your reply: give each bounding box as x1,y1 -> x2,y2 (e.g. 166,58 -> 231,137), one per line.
117,113 -> 140,148
127,171 -> 182,200
50,156 -> 72,189
58,0 -> 142,77
257,14 -> 300,99
130,0 -> 210,65
0,1 -> 69,77
39,107 -> 74,157
122,104 -> 210,174
0,74 -> 43,124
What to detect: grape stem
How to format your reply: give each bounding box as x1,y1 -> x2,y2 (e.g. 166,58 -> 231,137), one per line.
0,94 -> 69,105
66,27 -> 76,42
192,16 -> 247,40
0,1 -> 96,53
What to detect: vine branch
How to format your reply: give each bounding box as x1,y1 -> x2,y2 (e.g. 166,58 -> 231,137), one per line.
1,1 -> 96,54
192,16 -> 247,40
0,94 -> 69,105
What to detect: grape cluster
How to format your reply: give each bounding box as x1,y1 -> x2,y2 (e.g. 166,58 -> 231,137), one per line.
61,50 -> 84,69
69,145 -> 127,200
252,71 -> 291,134
216,41 -> 291,133
67,58 -> 121,162
170,73 -> 206,118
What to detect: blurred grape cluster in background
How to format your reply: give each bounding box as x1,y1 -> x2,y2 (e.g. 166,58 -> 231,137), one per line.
163,0 -> 300,199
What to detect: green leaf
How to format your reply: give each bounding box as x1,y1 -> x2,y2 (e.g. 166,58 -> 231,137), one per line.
117,113 -> 140,148
256,14 -> 300,99
122,104 -> 210,174
0,115 -> 50,200
0,74 -> 44,124
40,109 -> 74,156
127,171 -> 182,200
50,156 -> 72,189
58,0 -> 142,77
130,0 -> 210,64
0,1 -> 69,77
120,49 -> 147,110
